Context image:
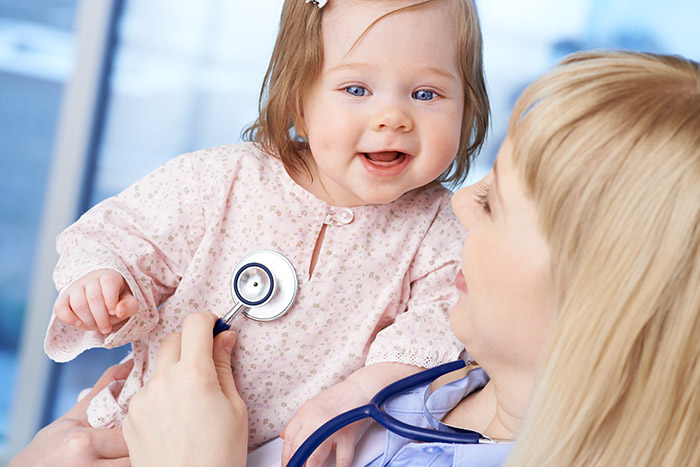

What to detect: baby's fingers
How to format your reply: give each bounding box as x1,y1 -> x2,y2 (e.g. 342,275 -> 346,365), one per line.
114,293 -> 139,320
69,288 -> 98,330
85,279 -> 112,334
100,271 -> 125,312
280,423 -> 300,466
281,424 -> 332,467
334,436 -> 355,467
54,293 -> 82,328
303,438 -> 333,467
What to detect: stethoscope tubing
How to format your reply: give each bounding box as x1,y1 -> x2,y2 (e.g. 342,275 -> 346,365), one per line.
287,360 -> 478,467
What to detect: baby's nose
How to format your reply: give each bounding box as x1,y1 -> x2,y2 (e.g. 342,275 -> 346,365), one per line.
370,102 -> 414,133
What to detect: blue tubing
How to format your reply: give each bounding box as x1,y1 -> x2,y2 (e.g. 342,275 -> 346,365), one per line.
287,405 -> 374,467
372,360 -> 466,406
287,360 -> 472,467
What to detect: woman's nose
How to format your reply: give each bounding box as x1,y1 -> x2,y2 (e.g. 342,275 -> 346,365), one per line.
451,187 -> 473,227
451,180 -> 485,229
370,101 -> 414,133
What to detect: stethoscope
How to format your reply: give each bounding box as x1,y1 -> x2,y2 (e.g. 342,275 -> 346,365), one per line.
213,250 -> 298,336
288,360 -> 486,467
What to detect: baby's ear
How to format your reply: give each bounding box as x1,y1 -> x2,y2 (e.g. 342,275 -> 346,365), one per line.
291,103 -> 307,138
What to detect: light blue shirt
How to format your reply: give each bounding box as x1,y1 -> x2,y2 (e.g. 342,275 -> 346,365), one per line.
365,367 -> 513,467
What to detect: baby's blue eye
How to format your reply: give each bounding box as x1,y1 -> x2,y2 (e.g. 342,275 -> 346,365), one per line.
345,86 -> 369,97
413,90 -> 438,101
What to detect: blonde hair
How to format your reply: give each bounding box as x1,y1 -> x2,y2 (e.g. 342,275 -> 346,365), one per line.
505,51 -> 700,466
242,0 -> 489,188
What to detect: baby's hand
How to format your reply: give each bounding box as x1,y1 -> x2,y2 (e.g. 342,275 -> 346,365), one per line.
53,269 -> 138,334
281,380 -> 371,467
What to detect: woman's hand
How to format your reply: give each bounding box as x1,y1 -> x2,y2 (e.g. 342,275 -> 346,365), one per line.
122,311 -> 248,467
10,360 -> 133,467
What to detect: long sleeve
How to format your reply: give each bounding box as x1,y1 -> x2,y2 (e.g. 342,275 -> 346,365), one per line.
45,153 -> 207,362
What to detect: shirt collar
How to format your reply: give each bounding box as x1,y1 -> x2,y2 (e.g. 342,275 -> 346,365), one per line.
422,367 -> 497,442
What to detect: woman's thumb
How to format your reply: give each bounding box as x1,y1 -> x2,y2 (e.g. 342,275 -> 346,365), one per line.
213,331 -> 240,400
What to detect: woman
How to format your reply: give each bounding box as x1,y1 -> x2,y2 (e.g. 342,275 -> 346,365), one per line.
13,50 -> 700,466
504,50 -> 700,465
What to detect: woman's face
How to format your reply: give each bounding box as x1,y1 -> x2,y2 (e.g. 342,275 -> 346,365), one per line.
450,140 -> 552,377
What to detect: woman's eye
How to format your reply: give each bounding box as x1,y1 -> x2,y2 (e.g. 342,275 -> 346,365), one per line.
412,89 -> 438,101
345,86 -> 369,97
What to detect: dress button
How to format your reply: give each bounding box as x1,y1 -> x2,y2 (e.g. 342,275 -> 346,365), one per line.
324,207 -> 354,226
339,208 -> 354,223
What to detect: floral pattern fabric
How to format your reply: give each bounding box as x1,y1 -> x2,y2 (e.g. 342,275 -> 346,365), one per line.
45,142 -> 465,448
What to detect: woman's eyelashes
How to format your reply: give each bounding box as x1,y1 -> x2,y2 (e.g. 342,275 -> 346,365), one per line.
475,182 -> 491,213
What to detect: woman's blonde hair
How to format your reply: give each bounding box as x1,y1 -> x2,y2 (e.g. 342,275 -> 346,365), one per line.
242,0 -> 489,188
505,51 -> 700,466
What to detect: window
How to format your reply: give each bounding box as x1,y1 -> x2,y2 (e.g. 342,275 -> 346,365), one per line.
473,0 -> 700,182
0,0 -> 78,444
47,0 -> 285,421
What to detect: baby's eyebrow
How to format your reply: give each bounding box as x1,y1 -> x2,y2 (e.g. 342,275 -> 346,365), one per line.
326,62 -> 373,74
327,62 -> 458,81
422,66 -> 459,81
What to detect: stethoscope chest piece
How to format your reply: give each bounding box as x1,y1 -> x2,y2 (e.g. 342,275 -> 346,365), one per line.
230,249 -> 297,321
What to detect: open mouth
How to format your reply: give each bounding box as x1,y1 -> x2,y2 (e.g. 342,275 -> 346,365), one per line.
363,151 -> 407,167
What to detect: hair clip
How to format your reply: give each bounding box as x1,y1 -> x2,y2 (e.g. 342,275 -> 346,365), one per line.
305,0 -> 328,8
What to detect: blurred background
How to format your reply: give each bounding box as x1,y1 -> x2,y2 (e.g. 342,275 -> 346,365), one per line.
1,0 -> 699,461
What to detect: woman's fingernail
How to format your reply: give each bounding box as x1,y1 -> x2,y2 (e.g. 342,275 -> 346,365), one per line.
221,331 -> 236,353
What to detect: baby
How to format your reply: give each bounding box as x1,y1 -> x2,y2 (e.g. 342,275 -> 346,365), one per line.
45,0 -> 489,463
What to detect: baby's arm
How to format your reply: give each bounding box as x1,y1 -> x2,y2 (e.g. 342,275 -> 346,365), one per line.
46,153 -> 208,363
280,361 -> 422,467
53,268 -> 139,335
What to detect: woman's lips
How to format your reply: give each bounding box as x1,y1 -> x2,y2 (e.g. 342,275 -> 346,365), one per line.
455,270 -> 468,293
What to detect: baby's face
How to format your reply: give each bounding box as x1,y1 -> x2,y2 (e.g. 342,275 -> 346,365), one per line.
299,0 -> 465,207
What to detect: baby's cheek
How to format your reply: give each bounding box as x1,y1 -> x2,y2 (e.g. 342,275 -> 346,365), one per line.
448,296 -> 470,343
